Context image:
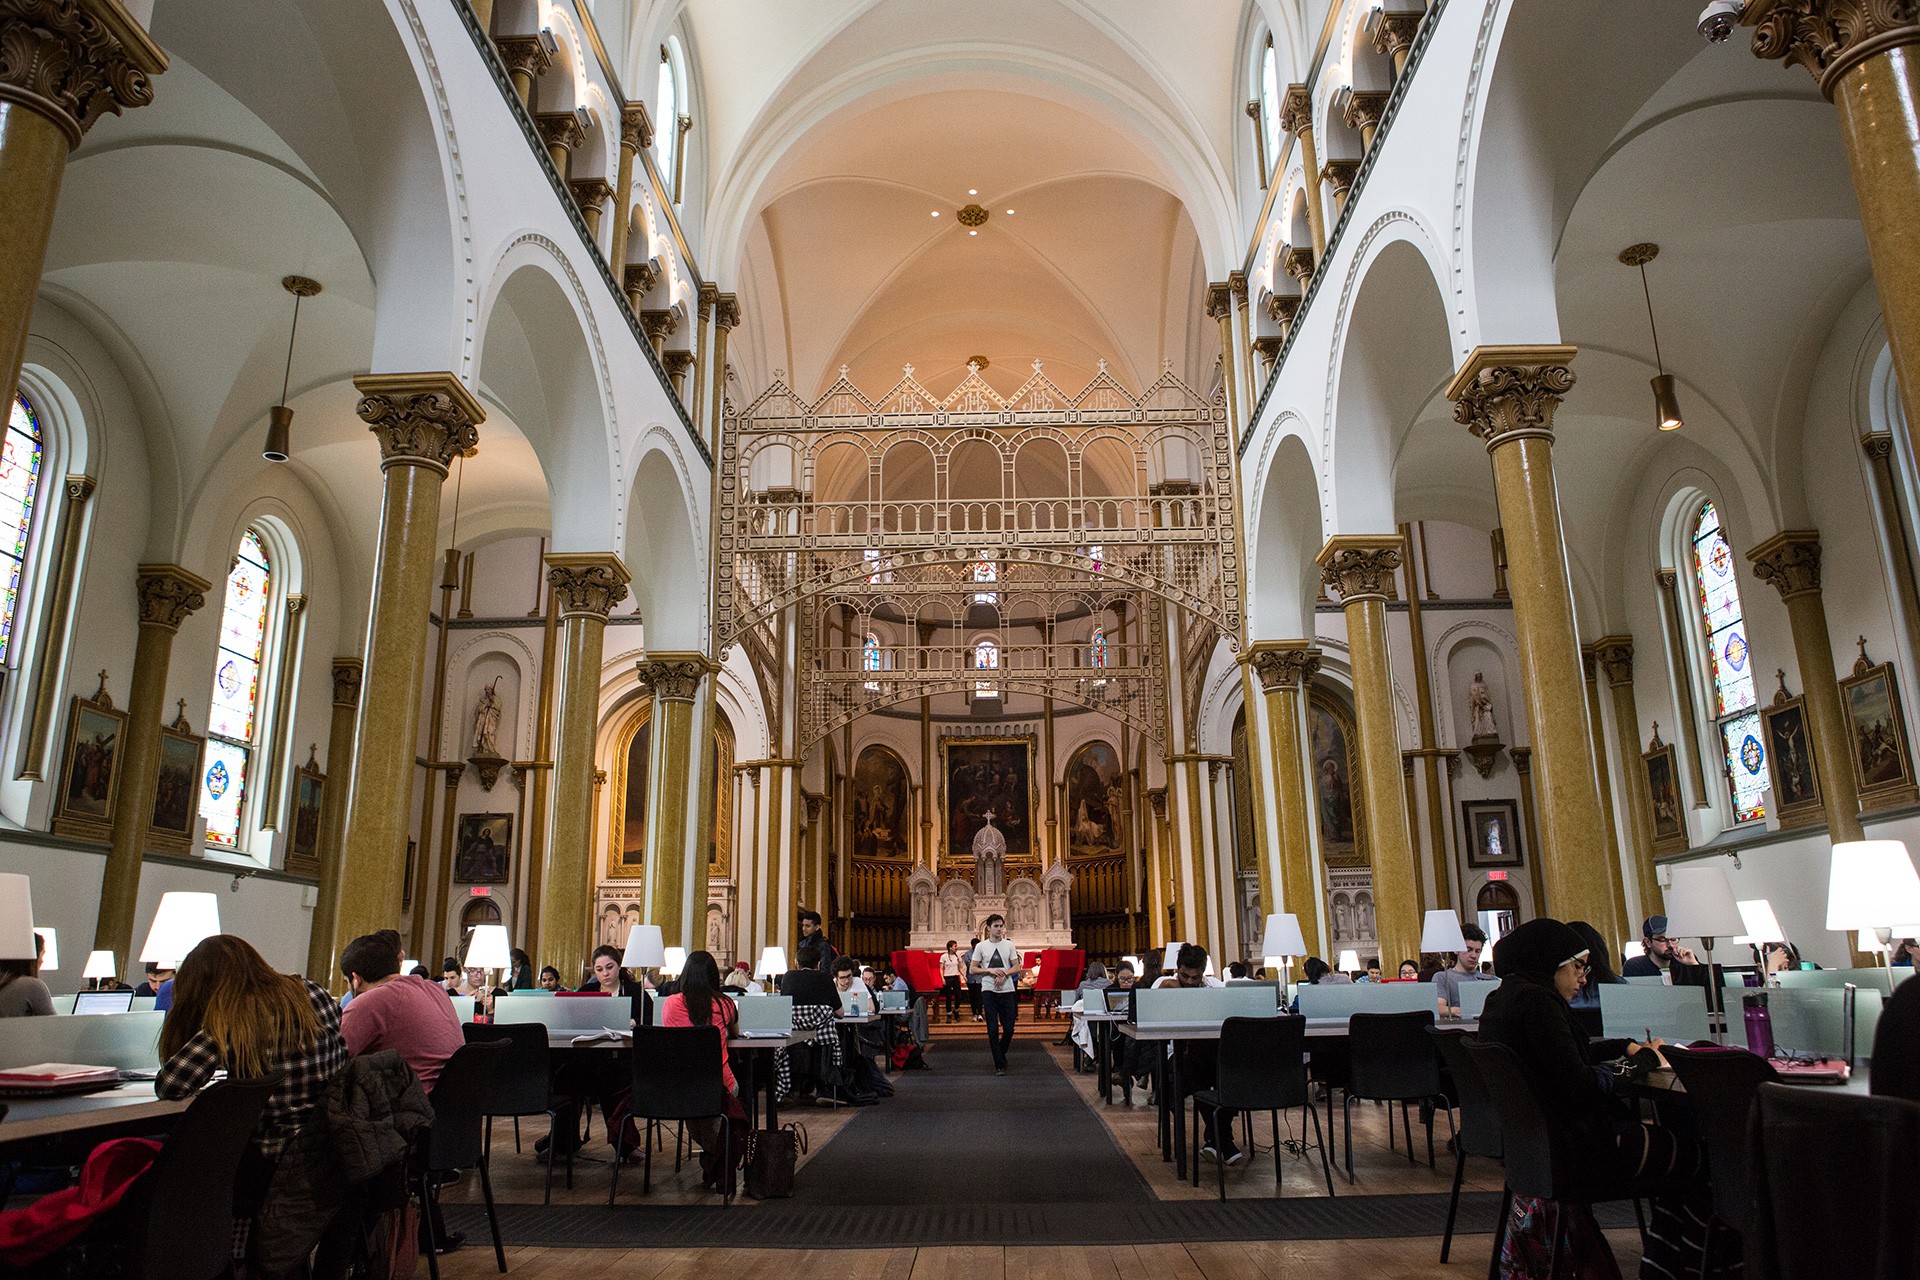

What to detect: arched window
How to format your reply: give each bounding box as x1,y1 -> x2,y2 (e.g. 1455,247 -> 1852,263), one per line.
1089,627 -> 1107,669
656,41 -> 689,204
0,394 -> 46,667
1689,501 -> 1766,821
862,631 -> 882,671
200,530 -> 273,849
973,637 -> 1000,697
1259,36 -> 1283,178
1086,544 -> 1104,573
972,557 -> 997,604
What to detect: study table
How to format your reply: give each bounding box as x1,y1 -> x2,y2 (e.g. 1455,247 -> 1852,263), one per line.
0,1081 -> 187,1166
546,1027 -> 821,1129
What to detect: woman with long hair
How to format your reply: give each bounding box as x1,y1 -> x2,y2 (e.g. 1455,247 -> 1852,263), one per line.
1567,919 -> 1626,1009
658,950 -> 744,1189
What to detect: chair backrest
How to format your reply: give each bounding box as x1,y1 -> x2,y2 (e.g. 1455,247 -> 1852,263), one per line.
1428,1027 -> 1502,1160
462,1020 -> 553,1115
1662,1045 -> 1777,1228
1215,1015 -> 1310,1112
1460,1038 -> 1567,1201
627,1025 -> 729,1122
420,1039 -> 507,1172
1749,1083 -> 1920,1280
1872,974 -> 1920,1102
121,1073 -> 280,1280
1348,1010 -> 1441,1100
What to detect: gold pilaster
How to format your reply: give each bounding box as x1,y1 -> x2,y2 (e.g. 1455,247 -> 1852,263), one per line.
1447,345 -> 1614,930
1146,787 -> 1169,945
258,594 -> 306,829
1655,569 -> 1712,805
95,564 -> 211,959
1316,535 -> 1420,968
1594,637 -> 1661,916
1581,645 -> 1632,945
1747,531 -> 1865,842
636,653 -> 706,945
306,658 -> 361,988
691,283 -> 717,441
608,102 -> 651,272
1280,84 -> 1328,259
1508,747 -> 1543,914
19,474 -> 93,780
1861,432 -> 1920,662
520,602 -> 559,958
1248,641 -> 1324,968
709,293 -> 739,448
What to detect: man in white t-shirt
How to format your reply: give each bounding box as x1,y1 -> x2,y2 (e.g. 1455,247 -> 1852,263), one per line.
970,915 -> 1021,1075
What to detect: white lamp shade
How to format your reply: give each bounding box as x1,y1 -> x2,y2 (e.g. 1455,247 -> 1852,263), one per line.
1736,899 -> 1787,946
1623,941 -> 1646,959
464,924 -> 512,971
139,891 -> 221,967
1162,942 -> 1181,974
660,947 -> 687,976
755,945 -> 788,978
1858,930 -> 1891,955
0,872 -> 34,960
1828,841 -> 1920,931
1261,914 -> 1307,958
1420,910 -> 1468,954
622,923 -> 665,968
1665,865 -> 1745,939
1337,949 -> 1362,974
1121,955 -> 1140,972
32,927 -> 56,971
83,950 -> 118,981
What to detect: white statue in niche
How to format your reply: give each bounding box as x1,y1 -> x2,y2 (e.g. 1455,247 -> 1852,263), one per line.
1468,671 -> 1498,739
472,676 -> 504,756
973,810 -> 1006,895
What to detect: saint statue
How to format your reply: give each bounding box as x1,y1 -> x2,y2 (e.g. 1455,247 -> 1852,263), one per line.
973,809 -> 1006,895
472,677 -> 504,757
1468,671 -> 1498,739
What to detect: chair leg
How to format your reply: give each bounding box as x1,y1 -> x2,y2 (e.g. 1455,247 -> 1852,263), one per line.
1487,1185 -> 1512,1280
1423,1101 -> 1435,1170
1190,1101 -> 1201,1189
1633,1198 -> 1649,1251
485,1116 -> 493,1166
720,1115 -> 734,1206
1387,1101 -> 1396,1151
1697,1222 -> 1713,1280
675,1120 -> 686,1172
608,1114 -> 626,1207
643,1119 -> 654,1196
1547,1200 -> 1564,1280
1342,1095 -> 1355,1181
1402,1101 -> 1415,1166
420,1170 -> 442,1280
477,1154 -> 507,1274
1306,1104 -> 1334,1197
514,1115 -> 522,1153
1439,1144 -> 1466,1263
1270,1111 -> 1282,1198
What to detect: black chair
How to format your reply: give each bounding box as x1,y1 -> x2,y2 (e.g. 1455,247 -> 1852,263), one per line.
463,1021 -> 574,1203
1871,972 -> 1920,1102
1428,1028 -> 1504,1272
1462,1038 -> 1647,1280
609,1025 -> 734,1206
1747,1083 -> 1920,1280
1664,1045 -> 1777,1279
1344,1010 -> 1450,1180
110,1073 -> 280,1280
416,1040 -> 508,1279
1187,1015 -> 1333,1201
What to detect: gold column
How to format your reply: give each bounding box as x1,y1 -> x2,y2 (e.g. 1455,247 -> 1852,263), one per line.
417,551 -> 460,965
1448,347 -> 1614,930
0,2 -> 164,413
1656,569 -> 1713,805
534,111 -> 584,177
495,37 -> 551,109
1747,532 -> 1865,842
622,261 -> 659,318
1315,537 -> 1420,969
1249,642 -> 1324,968
431,762 -> 465,956
1279,85 -> 1328,259
521,601 -> 558,959
1207,283 -> 1242,437
1594,637 -> 1661,916
20,475 -> 94,780
1508,747 -> 1543,913
1230,272 -> 1254,420
535,553 -> 629,985
608,102 -> 651,273
94,565 -> 211,958
306,659 -> 362,987
920,694 -> 934,870
1581,645 -> 1632,945
1042,694 -> 1058,866
568,178 -> 613,241
641,310 -> 677,359
1748,11 -> 1920,447
664,349 -> 696,405
637,654 -> 705,944
691,283 -> 717,440
1399,521 -> 1452,910
1344,91 -> 1389,152
332,374 -> 483,962
1372,10 -> 1421,78
690,677 -> 719,944
1861,432 -> 1920,659
258,595 -> 306,829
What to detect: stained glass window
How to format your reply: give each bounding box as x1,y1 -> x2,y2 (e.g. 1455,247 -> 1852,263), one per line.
1086,544 -> 1104,573
201,530 -> 272,848
0,395 -> 45,666
1690,502 -> 1765,821
974,637 -> 999,696
863,632 -> 882,671
1259,37 -> 1282,176
656,46 -> 678,196
972,557 -> 997,604
1090,628 -> 1107,669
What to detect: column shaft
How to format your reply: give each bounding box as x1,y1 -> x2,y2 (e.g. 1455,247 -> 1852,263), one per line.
1280,86 -> 1328,259
1596,640 -> 1661,916
1581,646 -> 1632,945
306,660 -> 362,987
1399,522 -> 1452,910
19,476 -> 94,780
521,605 -> 559,959
95,565 -> 211,959
1250,642 -> 1324,969
608,103 -> 649,274
639,657 -> 704,943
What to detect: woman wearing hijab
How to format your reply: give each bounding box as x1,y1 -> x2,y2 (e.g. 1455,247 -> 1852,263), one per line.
1478,918 -> 1706,1279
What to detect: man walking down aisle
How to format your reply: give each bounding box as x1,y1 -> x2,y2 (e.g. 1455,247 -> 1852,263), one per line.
971,915 -> 1020,1075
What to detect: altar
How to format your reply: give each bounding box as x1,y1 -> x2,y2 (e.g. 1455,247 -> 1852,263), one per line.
905,812 -> 1076,949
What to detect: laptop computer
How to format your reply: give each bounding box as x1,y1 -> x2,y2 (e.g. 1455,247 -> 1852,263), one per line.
73,991 -> 135,1015
878,990 -> 908,1011
735,995 -> 795,1037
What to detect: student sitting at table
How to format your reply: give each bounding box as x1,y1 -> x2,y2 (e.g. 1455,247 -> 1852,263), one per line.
833,957 -> 894,1097
778,965 -> 862,1105
132,961 -> 173,1000
659,950 -> 746,1190
0,931 -> 54,1017
538,965 -> 563,991
1396,959 -> 1420,981
337,934 -> 464,1091
1566,920 -> 1626,1010
1164,944 -> 1241,1166
1433,922 -> 1495,1016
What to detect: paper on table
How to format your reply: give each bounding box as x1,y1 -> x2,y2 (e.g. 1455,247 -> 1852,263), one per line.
0,1063 -> 122,1085
569,1029 -> 632,1046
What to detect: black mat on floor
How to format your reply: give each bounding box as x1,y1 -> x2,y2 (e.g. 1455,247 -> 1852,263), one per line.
447,1038 -> 1634,1247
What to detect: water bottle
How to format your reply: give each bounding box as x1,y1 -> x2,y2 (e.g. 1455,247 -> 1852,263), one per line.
1743,993 -> 1774,1059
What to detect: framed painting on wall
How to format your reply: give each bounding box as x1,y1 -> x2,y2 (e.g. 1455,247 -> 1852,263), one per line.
1760,677 -> 1822,830
941,736 -> 1034,863
285,748 -> 325,878
1840,644 -> 1920,810
53,680 -> 127,841
454,812 -> 513,884
852,745 -> 911,860
1642,732 -> 1689,856
1462,798 -> 1523,869
148,706 -> 206,854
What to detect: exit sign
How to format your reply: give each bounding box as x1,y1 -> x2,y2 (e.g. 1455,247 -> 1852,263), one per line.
1487,870 -> 1507,881
469,886 -> 491,896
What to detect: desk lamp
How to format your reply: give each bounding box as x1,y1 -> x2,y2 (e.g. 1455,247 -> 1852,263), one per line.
1337,949 -> 1362,977
1262,913 -> 1307,1005
83,949 -> 118,991
755,945 -> 788,987
622,925 -> 665,1025
1828,840 -> 1920,979
1665,865 -> 1744,961
0,873 -> 34,965
140,891 -> 221,967
1421,911 -> 1468,965
464,924 -> 511,1021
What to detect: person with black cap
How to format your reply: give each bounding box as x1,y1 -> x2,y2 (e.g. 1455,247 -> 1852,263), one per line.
1620,914 -> 1702,979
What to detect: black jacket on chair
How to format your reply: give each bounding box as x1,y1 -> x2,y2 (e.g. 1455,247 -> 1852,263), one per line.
1477,975 -> 1625,1170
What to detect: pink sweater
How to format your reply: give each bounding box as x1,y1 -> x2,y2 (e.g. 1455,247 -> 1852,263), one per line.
659,993 -> 738,1093
340,973 -> 466,1091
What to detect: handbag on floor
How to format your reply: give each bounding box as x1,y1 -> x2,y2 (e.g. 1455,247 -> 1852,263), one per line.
743,1123 -> 809,1200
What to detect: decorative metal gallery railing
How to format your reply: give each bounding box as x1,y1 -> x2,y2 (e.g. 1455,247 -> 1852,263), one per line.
717,361 -> 1241,746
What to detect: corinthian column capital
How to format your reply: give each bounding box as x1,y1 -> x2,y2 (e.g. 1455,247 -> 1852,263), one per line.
1248,641 -> 1322,693
1205,282 -> 1234,321
544,552 -> 631,618
1592,634 -> 1636,689
1446,345 -> 1579,448
714,293 -> 742,331
135,563 -> 211,631
1279,83 -> 1313,135
1747,0 -> 1920,98
636,652 -> 711,703
1747,529 -> 1824,599
353,372 -> 484,475
1316,534 -> 1403,603
619,100 -> 653,152
1371,9 -> 1423,60
0,0 -> 166,147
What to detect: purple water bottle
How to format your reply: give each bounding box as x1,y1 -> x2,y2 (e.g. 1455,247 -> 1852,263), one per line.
1743,994 -> 1774,1059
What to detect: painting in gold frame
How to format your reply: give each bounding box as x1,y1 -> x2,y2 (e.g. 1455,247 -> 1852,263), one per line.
1840,647 -> 1920,810
53,682 -> 126,841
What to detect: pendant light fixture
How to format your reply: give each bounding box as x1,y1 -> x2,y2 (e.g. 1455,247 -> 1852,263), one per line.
1619,243 -> 1683,431
264,275 -> 322,461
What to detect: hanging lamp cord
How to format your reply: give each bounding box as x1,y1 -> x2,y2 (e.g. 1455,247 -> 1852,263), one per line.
279,291 -> 304,408
1637,262 -> 1666,377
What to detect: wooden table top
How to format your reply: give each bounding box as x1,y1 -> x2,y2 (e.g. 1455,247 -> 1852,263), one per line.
0,1081 -> 187,1149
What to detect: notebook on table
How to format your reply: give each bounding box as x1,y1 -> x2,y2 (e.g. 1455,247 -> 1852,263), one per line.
0,1062 -> 124,1097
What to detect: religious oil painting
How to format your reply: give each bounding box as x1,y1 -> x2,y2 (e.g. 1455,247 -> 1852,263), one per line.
288,759 -> 325,874
944,739 -> 1031,861
1308,694 -> 1364,868
149,724 -> 205,845
852,745 -> 910,860
1642,742 -> 1688,855
454,812 -> 512,884
1761,692 -> 1822,829
1065,740 -> 1124,857
610,708 -> 652,878
1840,659 -> 1919,809
54,693 -> 126,838
1462,798 -> 1522,869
